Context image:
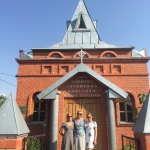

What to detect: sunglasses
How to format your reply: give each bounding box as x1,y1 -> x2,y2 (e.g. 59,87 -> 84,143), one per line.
87,116 -> 91,119
77,113 -> 82,115
67,116 -> 72,117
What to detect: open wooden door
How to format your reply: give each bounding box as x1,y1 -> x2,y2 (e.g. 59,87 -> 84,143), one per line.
64,98 -> 101,150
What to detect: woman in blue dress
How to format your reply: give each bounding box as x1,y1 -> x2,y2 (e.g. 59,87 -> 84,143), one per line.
85,112 -> 97,150
73,110 -> 86,150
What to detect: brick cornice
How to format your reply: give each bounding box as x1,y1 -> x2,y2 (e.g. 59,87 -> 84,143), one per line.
16,73 -> 149,77
15,57 -> 150,64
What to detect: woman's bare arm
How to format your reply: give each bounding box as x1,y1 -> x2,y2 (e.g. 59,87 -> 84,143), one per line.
59,124 -> 64,136
94,127 -> 97,145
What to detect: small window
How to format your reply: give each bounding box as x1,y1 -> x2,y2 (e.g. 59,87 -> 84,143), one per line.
77,15 -> 86,29
103,53 -> 115,58
51,53 -> 62,58
32,92 -> 46,122
119,101 -> 133,123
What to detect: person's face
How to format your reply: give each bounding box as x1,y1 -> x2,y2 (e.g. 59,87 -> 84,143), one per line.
77,112 -> 82,119
67,115 -> 72,121
87,115 -> 93,122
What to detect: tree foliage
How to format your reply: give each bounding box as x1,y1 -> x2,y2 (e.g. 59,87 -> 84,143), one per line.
137,94 -> 147,104
133,94 -> 147,119
0,95 -> 7,107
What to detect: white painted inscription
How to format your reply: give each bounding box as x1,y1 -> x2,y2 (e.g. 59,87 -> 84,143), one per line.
65,75 -> 101,97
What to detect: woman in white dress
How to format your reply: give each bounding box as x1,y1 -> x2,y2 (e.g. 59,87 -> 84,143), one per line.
85,113 -> 97,150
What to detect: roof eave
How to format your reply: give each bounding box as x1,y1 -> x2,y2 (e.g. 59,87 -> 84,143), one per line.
31,46 -> 134,51
15,57 -> 150,64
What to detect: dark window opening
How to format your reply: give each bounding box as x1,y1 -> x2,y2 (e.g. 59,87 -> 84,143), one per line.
119,101 -> 133,123
32,92 -> 46,122
51,53 -> 62,58
103,53 -> 116,58
78,15 -> 86,29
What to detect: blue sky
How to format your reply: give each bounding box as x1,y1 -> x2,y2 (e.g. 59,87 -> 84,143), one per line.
0,0 -> 150,98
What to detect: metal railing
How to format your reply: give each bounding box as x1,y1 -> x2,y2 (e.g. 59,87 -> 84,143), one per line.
24,123 -> 47,150
122,135 -> 141,150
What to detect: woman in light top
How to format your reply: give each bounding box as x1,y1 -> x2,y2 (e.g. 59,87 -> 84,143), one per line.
85,113 -> 97,150
73,110 -> 86,150
59,113 -> 74,150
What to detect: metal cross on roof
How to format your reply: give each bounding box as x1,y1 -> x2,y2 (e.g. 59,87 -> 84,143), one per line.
78,48 -> 85,63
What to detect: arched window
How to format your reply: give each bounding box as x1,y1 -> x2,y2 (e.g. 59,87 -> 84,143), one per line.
51,53 -> 62,58
47,51 -> 64,58
100,51 -> 117,58
32,92 -> 46,122
103,53 -> 116,58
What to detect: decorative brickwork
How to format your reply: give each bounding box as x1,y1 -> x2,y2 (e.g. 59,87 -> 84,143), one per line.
47,51 -> 65,58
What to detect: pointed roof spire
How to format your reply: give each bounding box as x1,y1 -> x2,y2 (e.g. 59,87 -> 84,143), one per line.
0,94 -> 30,136
132,92 -> 150,133
32,1 -> 133,50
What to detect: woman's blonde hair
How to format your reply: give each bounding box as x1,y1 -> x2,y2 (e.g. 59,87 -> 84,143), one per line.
77,109 -> 83,114
86,112 -> 92,117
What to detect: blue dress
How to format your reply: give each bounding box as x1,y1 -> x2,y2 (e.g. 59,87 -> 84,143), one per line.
73,118 -> 86,150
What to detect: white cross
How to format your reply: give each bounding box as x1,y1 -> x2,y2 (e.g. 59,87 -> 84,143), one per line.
78,48 -> 85,63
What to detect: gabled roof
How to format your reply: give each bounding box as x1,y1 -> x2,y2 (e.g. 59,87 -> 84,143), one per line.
132,92 -> 150,133
37,63 -> 128,100
32,0 -> 133,50
0,94 -> 30,136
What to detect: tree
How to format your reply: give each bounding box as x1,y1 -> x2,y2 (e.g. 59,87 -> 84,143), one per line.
0,95 -> 7,107
133,94 -> 147,119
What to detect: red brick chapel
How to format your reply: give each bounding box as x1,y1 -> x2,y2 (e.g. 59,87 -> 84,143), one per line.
15,0 -> 149,150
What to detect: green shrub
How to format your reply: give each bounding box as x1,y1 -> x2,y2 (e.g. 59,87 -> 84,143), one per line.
122,144 -> 135,150
27,137 -> 41,150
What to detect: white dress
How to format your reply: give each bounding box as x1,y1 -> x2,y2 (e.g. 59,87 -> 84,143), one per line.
85,121 -> 97,149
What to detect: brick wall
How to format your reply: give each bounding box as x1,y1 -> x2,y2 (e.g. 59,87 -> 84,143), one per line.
0,135 -> 27,150
16,49 -> 149,150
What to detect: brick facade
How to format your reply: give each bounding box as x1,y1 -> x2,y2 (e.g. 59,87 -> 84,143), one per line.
16,49 -> 149,149
0,135 -> 27,150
